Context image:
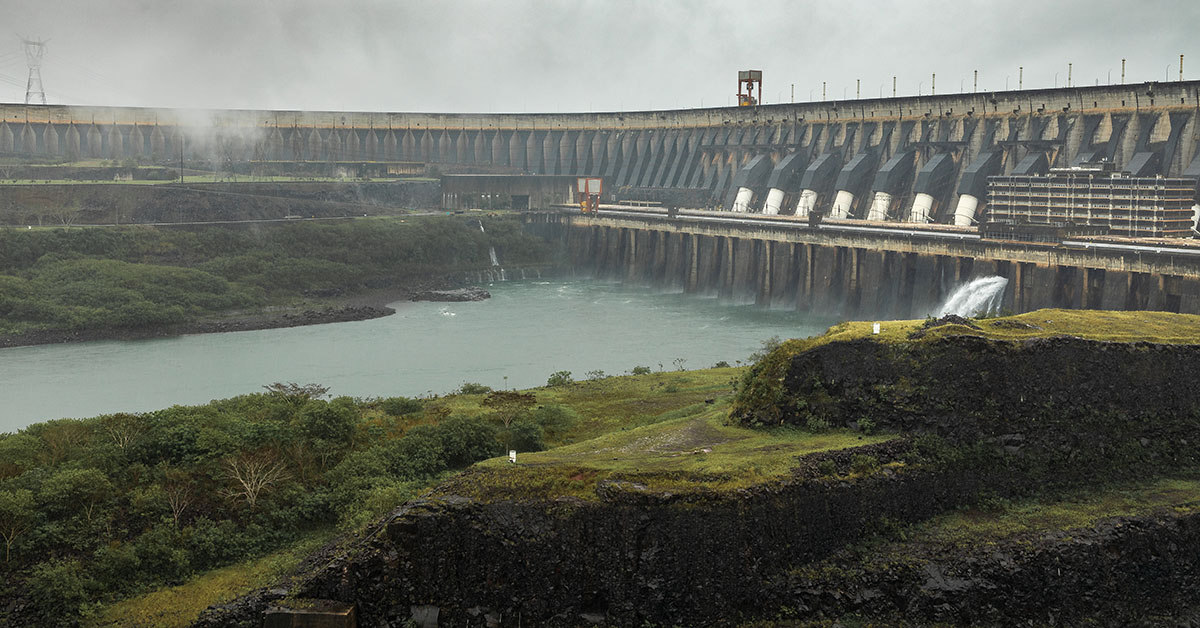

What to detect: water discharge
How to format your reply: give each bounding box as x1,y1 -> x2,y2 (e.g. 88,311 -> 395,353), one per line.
936,276 -> 1009,317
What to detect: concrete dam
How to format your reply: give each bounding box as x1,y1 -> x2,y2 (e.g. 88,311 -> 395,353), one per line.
4,80 -> 1200,316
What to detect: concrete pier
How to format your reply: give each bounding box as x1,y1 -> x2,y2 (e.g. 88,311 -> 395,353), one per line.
542,209 -> 1200,317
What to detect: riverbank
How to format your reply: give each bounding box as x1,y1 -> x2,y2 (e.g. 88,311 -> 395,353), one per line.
0,279 -> 492,349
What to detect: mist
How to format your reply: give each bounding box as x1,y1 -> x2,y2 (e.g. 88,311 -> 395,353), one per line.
0,0 -> 1196,113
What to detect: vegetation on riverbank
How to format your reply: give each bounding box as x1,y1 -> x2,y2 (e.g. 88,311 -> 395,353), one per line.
0,216 -> 553,338
10,310 -> 1200,627
0,367 -> 744,626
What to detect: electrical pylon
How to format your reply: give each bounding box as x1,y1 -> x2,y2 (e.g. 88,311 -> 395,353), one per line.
23,38 -> 47,105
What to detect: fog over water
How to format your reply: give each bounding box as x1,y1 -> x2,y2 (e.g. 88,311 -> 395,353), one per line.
0,280 -> 836,432
0,0 -> 1195,112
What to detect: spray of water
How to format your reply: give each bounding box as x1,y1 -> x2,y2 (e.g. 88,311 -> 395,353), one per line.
936,276 -> 1009,317
489,246 -> 500,266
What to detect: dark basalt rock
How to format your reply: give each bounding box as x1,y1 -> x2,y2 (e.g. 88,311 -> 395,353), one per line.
408,287 -> 491,302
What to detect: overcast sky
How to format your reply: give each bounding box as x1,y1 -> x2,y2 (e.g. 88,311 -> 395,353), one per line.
0,0 -> 1195,114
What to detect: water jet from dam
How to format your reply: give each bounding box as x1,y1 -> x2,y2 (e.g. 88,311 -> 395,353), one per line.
937,276 -> 1009,317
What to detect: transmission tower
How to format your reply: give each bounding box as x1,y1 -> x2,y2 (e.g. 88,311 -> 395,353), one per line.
23,37 -> 47,105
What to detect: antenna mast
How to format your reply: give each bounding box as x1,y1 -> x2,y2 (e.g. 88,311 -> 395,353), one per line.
22,37 -> 47,105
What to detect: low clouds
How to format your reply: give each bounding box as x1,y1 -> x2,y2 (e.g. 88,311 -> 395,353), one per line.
0,0 -> 1195,112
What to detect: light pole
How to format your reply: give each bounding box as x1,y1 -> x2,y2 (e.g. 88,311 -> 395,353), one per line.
1054,72 -> 1059,87
1006,75 -> 1010,90
1107,69 -> 1112,84
918,81 -> 924,96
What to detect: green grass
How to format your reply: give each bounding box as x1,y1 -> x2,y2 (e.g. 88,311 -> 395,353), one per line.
808,309 -> 1200,349
427,369 -> 891,501
913,476 -> 1200,549
84,529 -> 337,628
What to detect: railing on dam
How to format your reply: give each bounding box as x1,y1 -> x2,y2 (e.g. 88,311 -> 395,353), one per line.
4,80 -> 1200,227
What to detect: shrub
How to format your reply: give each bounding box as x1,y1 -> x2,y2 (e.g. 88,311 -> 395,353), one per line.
380,396 -> 423,416
858,418 -> 877,435
804,416 -> 830,433
817,459 -> 838,477
27,558 -> 95,625
456,382 -> 493,395
585,369 -> 606,381
502,420 -> 546,452
850,454 -> 881,476
630,365 -> 652,375
529,404 -> 579,437
433,417 -> 502,468
546,370 -> 574,387
298,398 -> 358,444
712,360 -> 731,368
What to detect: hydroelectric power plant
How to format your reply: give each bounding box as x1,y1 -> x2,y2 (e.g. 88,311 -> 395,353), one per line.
4,78 -> 1200,316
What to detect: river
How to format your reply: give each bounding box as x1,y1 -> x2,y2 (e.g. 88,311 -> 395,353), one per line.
0,279 -> 837,432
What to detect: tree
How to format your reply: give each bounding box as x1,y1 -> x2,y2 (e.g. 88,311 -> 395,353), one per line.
263,382 -> 330,409
481,390 -> 537,428
31,419 -> 92,466
0,489 -> 34,563
158,465 -> 193,530
40,467 -> 113,523
220,450 -> 290,509
101,412 -> 145,450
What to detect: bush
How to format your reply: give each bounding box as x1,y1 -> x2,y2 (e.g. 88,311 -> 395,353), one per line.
433,417 -> 502,468
546,370 -> 574,387
585,369 -> 606,381
456,382 -> 493,395
817,459 -> 838,477
630,365 -> 651,375
529,404 -> 579,437
380,396 -> 423,416
804,416 -> 830,433
27,558 -> 95,625
712,361 -> 731,368
502,420 -> 546,452
850,454 -> 880,476
298,398 -> 358,444
858,418 -> 877,435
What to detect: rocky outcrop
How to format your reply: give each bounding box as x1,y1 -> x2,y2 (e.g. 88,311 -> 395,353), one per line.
193,335 -> 1200,628
408,287 -> 490,302
787,509 -> 1200,627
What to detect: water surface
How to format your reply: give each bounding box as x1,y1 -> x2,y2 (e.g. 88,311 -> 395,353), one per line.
0,280 -> 836,431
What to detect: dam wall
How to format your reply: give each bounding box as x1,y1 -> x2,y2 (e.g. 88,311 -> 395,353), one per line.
4,80 -> 1200,223
538,211 -> 1200,317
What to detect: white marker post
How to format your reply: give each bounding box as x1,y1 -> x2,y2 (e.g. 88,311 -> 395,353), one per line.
873,323 -> 881,335
508,450 -> 517,464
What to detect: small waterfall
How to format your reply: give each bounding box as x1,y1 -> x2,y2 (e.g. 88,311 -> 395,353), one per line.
936,276 -> 1009,317
478,220 -> 486,233
489,246 -> 500,266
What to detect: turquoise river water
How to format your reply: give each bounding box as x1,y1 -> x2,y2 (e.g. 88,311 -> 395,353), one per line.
0,280 -> 838,432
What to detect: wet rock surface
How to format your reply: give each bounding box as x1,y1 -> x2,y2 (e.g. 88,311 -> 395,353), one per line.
408,286 -> 491,302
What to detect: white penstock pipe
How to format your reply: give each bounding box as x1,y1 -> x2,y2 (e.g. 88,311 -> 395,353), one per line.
795,189 -> 818,217
909,193 -> 934,223
762,188 -> 784,215
867,191 -> 892,221
731,187 -> 754,212
829,190 -> 855,219
952,194 -> 980,226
